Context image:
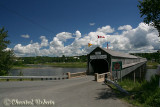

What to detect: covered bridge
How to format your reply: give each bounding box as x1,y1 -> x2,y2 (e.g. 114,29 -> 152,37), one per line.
87,47 -> 147,79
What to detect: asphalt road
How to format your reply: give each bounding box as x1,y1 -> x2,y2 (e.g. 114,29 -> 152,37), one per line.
0,76 -> 132,107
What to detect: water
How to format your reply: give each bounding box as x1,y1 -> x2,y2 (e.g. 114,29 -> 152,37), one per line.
9,65 -> 86,76
145,69 -> 157,81
9,65 -> 158,81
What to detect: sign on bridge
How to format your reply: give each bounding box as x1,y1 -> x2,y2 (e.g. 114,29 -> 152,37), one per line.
112,61 -> 122,71
90,55 -> 107,59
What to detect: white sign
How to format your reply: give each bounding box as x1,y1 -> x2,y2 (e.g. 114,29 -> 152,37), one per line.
95,52 -> 101,55
90,55 -> 107,59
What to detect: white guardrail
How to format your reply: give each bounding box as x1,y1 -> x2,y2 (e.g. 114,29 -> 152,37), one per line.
0,75 -> 68,81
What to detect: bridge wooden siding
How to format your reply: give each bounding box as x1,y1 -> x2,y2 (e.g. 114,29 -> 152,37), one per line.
87,47 -> 147,80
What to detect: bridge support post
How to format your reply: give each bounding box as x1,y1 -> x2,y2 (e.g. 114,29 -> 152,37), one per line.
140,67 -> 141,79
134,71 -> 135,83
120,70 -> 122,82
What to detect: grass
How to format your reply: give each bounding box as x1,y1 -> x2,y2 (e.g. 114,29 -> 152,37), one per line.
147,61 -> 159,69
111,75 -> 160,107
44,62 -> 87,68
12,62 -> 87,69
12,65 -> 32,69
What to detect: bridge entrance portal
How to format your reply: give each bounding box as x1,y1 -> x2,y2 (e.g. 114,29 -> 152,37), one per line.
90,59 -> 109,74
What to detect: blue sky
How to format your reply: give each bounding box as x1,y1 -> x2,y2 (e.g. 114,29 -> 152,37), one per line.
0,0 -> 159,57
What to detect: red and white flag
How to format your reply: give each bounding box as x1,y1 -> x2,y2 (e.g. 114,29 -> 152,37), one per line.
97,35 -> 105,38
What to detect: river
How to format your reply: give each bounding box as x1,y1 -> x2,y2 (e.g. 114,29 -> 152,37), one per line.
9,65 -> 86,76
145,69 -> 157,81
9,65 -> 157,81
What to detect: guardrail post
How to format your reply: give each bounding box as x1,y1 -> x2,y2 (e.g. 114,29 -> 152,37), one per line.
95,73 -> 98,81
67,72 -> 71,79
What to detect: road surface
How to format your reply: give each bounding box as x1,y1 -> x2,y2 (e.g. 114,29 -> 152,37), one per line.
0,76 -> 132,107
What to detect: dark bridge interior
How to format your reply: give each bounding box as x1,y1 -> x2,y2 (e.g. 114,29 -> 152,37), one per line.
90,59 -> 109,74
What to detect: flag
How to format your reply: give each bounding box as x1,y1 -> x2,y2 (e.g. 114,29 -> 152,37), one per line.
97,35 -> 105,38
88,43 -> 92,47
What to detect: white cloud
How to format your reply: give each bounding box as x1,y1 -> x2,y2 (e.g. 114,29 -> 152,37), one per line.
50,37 -> 64,47
40,36 -> 48,47
55,32 -> 72,41
4,48 -> 12,51
89,23 -> 95,26
118,25 -> 132,31
97,25 -> 114,34
13,22 -> 160,57
21,34 -> 30,38
75,30 -> 81,40
14,43 -> 41,56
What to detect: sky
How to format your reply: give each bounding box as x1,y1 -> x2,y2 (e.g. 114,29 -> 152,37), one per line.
0,0 -> 160,57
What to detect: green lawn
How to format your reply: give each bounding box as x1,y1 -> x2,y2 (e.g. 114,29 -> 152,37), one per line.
45,62 -> 87,68
111,75 -> 160,107
147,61 -> 159,69
12,62 -> 87,69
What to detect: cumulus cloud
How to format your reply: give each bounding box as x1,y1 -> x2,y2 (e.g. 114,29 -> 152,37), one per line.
55,32 -> 72,41
4,48 -> 12,51
40,36 -> 48,47
118,25 -> 132,31
13,23 -> 160,57
75,30 -> 81,40
14,43 -> 41,56
89,23 -> 95,26
97,25 -> 114,34
21,34 -> 30,38
50,37 -> 63,47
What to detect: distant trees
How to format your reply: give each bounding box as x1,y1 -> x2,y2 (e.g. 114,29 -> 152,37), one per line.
0,27 -> 14,75
138,0 -> 160,37
131,52 -> 160,63
14,55 -> 87,65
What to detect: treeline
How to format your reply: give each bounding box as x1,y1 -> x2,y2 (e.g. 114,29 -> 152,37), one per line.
13,52 -> 160,65
13,55 -> 87,65
130,52 -> 160,63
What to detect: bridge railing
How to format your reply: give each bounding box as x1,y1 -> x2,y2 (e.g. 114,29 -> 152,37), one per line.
67,72 -> 86,79
122,58 -> 147,69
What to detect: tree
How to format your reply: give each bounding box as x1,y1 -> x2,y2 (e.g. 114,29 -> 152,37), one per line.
138,0 -> 160,37
0,27 -> 14,75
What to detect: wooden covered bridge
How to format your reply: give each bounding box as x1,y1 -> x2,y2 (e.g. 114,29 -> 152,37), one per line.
86,47 -> 147,81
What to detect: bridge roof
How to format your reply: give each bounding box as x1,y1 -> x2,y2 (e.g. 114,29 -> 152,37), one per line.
100,47 -> 138,58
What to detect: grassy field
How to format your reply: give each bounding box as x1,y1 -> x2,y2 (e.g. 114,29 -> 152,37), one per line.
147,61 -> 159,69
12,65 -> 32,69
45,62 -> 87,68
110,75 -> 160,107
12,62 -> 87,69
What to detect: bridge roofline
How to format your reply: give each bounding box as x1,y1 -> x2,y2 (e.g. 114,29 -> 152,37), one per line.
89,46 -> 139,59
